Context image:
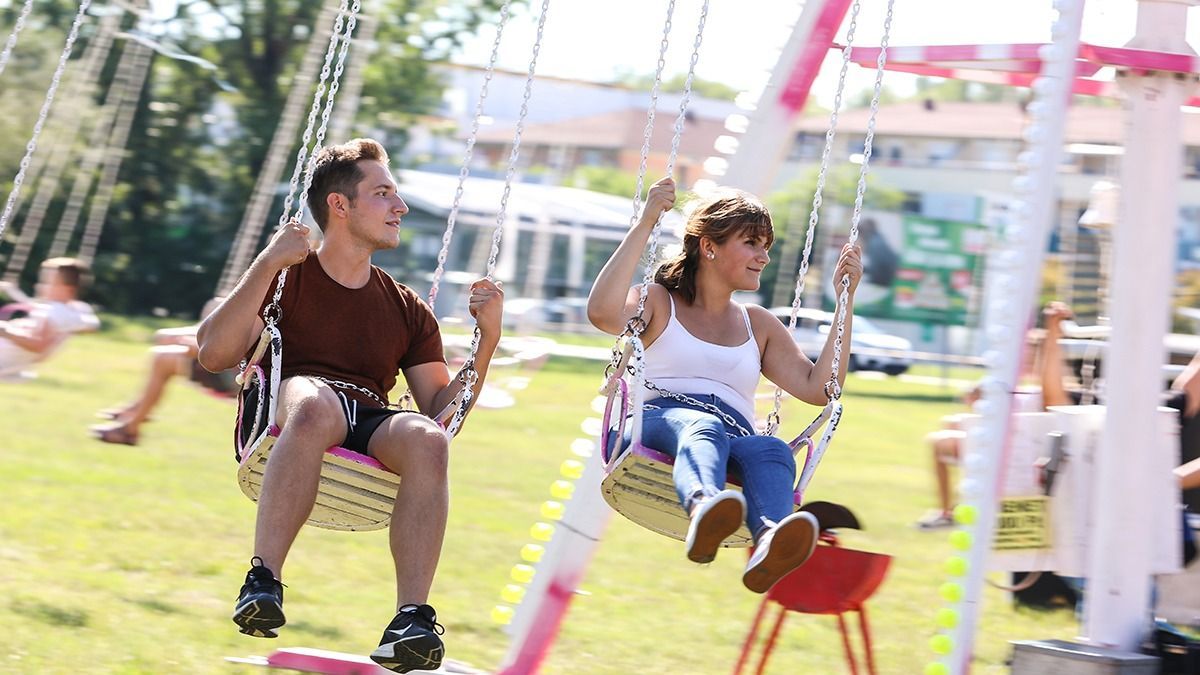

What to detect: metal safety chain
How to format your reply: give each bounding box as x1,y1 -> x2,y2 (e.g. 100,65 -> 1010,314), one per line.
274,0 -> 351,232
295,0 -> 361,225
827,0 -> 894,401
1,10 -> 119,282
633,0 -> 708,329
261,0 -> 359,332
603,0 -> 678,383
445,0 -> 552,438
765,0 -> 865,432
624,2 -> 744,432
427,0 -> 514,307
0,0 -> 93,242
0,0 -> 35,78
307,374 -> 390,408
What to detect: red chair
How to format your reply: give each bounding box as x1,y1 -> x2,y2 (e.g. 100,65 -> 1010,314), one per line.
734,536 -> 892,675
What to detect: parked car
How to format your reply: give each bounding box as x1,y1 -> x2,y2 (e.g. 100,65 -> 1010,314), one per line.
768,306 -> 914,376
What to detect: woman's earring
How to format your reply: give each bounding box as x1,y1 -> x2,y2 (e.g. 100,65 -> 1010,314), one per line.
707,252 -> 715,260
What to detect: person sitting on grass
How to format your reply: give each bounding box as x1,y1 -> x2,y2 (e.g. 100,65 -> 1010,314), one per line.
89,297 -> 235,445
586,176 -> 863,594
196,139 -> 504,673
0,257 -> 98,377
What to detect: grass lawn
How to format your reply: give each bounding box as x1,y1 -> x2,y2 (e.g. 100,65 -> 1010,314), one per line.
0,317 -> 1078,674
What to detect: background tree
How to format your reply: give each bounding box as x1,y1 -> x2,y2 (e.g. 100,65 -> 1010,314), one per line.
0,0 -> 514,316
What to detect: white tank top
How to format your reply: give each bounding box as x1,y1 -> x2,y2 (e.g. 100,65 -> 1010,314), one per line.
643,294 -> 761,426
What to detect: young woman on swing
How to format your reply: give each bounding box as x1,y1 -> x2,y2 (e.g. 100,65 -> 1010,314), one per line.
587,176 -> 863,593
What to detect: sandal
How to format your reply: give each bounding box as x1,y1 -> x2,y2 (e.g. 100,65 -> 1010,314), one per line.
94,407 -> 151,423
90,423 -> 139,446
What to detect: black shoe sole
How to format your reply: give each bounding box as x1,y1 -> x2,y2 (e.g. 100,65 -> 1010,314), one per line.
370,641 -> 444,673
232,597 -> 285,639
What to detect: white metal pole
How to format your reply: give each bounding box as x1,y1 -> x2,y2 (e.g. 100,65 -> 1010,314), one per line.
721,0 -> 852,196
1082,0 -> 1197,650
945,2 -> 1086,673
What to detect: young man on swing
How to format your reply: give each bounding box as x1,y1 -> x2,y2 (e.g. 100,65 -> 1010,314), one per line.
197,138 -> 504,673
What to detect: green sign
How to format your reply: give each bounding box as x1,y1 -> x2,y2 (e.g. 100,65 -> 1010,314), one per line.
828,214 -> 986,325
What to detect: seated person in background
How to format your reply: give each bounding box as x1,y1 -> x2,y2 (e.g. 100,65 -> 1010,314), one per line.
0,258 -> 98,377
90,297 -> 234,446
1042,302 -> 1199,562
914,384 -> 982,530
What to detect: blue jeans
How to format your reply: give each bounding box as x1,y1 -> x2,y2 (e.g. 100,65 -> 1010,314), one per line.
620,394 -> 797,539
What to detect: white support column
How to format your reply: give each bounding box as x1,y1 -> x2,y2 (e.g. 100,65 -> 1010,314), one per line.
721,0 -> 852,195
1083,0 -> 1198,650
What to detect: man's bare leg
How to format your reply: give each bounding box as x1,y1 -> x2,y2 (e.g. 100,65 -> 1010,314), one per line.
253,376 -> 347,575
368,414 -> 450,673
369,414 -> 450,607
232,376 -> 346,638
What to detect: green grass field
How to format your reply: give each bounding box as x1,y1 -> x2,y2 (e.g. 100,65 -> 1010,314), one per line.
0,318 -> 1077,674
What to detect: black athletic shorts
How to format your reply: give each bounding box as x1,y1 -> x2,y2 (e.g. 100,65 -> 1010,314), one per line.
333,393 -> 408,457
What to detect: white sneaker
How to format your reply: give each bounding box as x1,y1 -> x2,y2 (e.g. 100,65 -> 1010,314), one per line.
684,489 -> 746,564
742,511 -> 819,593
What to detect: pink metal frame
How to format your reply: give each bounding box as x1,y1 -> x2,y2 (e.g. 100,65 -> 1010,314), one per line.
839,41 -> 1200,106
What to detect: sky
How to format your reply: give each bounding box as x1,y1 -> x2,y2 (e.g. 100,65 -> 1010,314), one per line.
451,0 -> 1195,107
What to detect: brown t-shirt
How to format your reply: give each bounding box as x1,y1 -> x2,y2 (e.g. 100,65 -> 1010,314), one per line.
254,255 -> 444,407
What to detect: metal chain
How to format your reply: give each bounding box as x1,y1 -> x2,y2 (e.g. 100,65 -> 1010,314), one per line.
827,0 -> 894,400
643,383 -> 754,437
0,0 -> 93,243
447,0 -> 551,436
274,0 -> 350,232
262,1 -> 357,328
605,1 -> 721,430
427,0 -> 513,307
602,0 -> 677,381
632,0 -> 709,335
295,0 -> 361,224
627,0 -> 677,325
305,374 -> 390,408
1,10 -> 118,282
766,0 -> 865,429
0,0 -> 35,78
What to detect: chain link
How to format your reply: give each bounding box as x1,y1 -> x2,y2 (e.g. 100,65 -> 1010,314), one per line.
428,0 -> 513,307
0,0 -> 93,243
767,0 -> 864,423
262,2 -> 359,327
275,0 -> 350,232
483,0 -> 550,282
304,374 -> 391,408
827,0 -> 895,399
0,0 -> 34,78
628,0 -> 677,326
448,0 -> 551,436
295,0 -> 361,224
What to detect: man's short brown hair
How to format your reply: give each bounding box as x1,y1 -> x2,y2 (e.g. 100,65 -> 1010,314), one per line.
306,138 -> 390,228
41,257 -> 87,289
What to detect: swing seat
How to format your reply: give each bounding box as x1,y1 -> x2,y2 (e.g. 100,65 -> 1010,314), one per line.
233,328 -> 402,531
236,425 -> 401,531
599,368 -> 844,547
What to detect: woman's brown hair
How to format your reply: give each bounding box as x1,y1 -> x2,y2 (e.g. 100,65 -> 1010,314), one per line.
653,189 -> 773,303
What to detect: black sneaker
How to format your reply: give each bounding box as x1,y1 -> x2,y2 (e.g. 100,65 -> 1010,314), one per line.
369,604 -> 446,673
231,556 -> 285,638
